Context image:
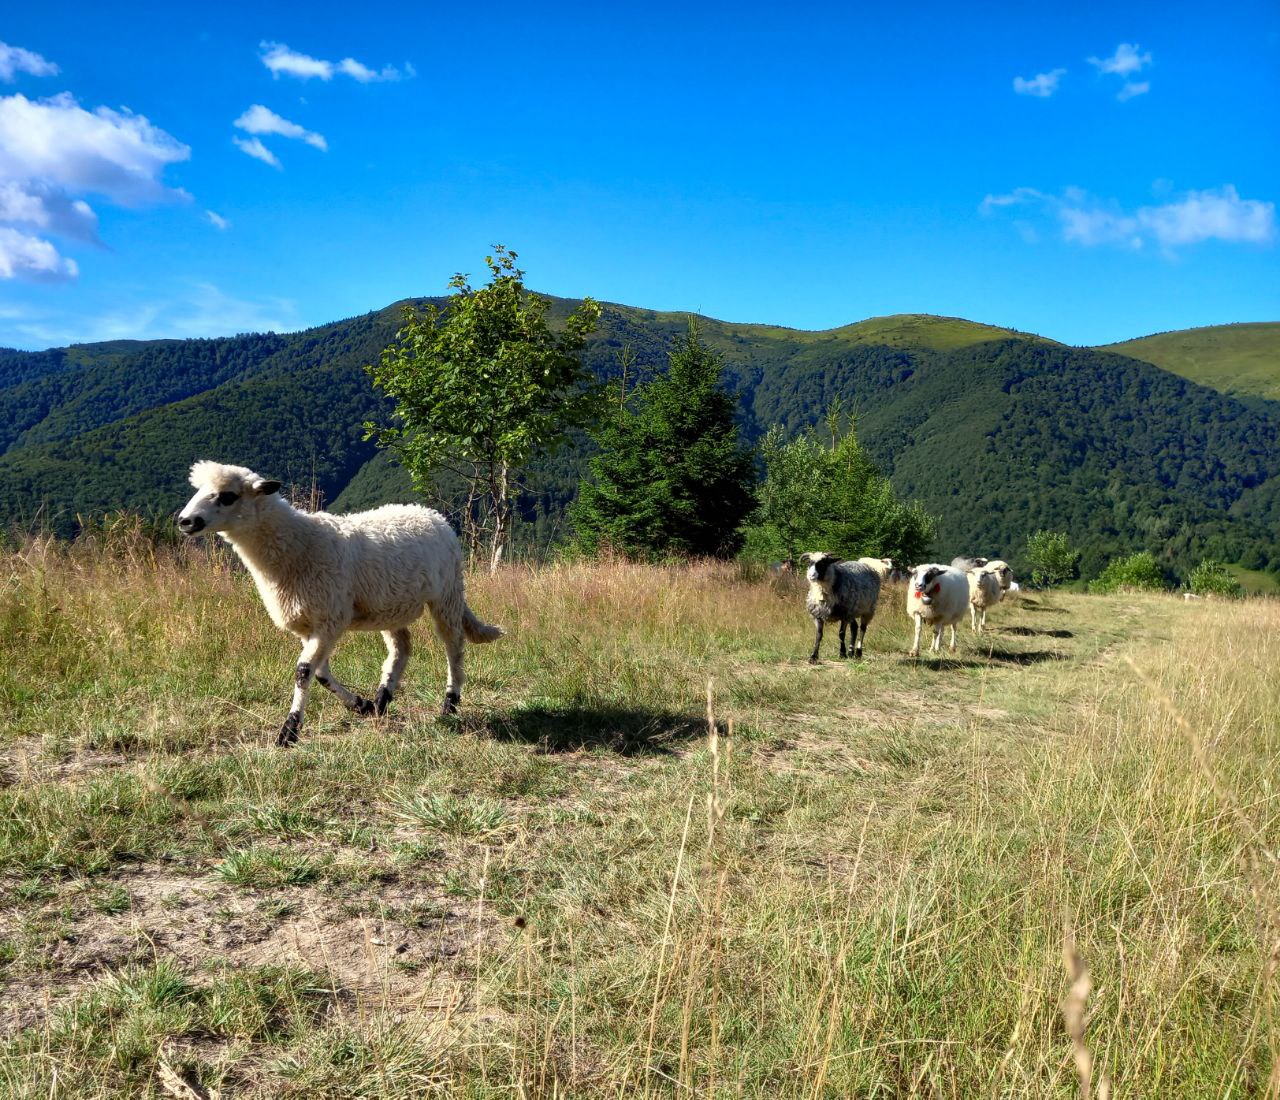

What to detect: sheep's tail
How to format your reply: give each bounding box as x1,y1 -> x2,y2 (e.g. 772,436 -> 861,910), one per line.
463,604 -> 504,644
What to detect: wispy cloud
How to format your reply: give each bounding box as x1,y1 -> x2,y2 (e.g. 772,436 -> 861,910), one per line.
981,184 -> 1276,253
259,41 -> 409,83
1013,69 -> 1066,97
2,282 -> 300,348
0,41 -> 57,82
1088,43 -> 1153,99
205,210 -> 230,231
233,135 -> 281,168
1117,81 -> 1150,101
0,91 -> 189,281
234,104 -> 327,150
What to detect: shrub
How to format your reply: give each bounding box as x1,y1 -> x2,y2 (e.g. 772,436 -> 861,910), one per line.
1025,529 -> 1080,588
1090,551 -> 1166,594
1188,559 -> 1244,598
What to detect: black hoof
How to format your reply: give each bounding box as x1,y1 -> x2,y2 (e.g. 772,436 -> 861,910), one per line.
374,687 -> 392,717
808,656 -> 819,665
348,696 -> 376,717
277,713 -> 301,747
440,691 -> 460,717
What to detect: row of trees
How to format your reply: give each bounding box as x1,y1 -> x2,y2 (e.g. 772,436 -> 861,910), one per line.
366,248 -> 932,570
1026,529 -> 1245,596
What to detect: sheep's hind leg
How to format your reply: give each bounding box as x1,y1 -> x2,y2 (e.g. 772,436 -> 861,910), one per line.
909,614 -> 923,658
373,628 -> 412,716
430,604 -> 466,716
279,636 -> 335,747
838,620 -> 848,659
854,617 -> 867,658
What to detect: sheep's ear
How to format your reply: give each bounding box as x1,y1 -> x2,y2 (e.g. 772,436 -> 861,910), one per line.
252,479 -> 281,496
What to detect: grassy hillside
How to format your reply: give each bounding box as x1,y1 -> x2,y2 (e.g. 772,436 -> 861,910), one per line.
2,543 -> 1278,1094
1102,322 -> 1280,401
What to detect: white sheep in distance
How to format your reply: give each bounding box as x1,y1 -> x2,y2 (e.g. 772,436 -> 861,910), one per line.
803,552 -> 882,662
177,461 -> 503,746
983,559 -> 1015,593
857,557 -> 905,583
967,567 -> 1003,633
906,564 -> 969,656
951,555 -> 989,573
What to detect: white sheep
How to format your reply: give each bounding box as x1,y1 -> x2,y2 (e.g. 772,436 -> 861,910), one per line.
906,564 -> 969,656
983,559 -> 1015,593
856,557 -> 902,583
177,461 -> 503,745
967,567 -> 1003,633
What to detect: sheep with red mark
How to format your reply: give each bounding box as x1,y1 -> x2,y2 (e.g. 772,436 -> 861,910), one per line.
906,564 -> 969,656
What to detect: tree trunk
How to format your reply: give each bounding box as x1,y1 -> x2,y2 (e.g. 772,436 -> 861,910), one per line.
489,461 -> 509,575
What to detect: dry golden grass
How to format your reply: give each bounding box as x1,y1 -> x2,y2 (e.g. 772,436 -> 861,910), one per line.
1,533 -> 1278,1096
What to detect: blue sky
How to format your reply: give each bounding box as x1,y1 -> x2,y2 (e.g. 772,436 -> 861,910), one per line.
1,0 -> 1276,349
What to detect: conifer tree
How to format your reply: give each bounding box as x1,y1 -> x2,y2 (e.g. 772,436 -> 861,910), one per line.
570,322 -> 756,559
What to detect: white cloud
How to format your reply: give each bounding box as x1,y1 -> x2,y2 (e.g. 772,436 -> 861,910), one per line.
0,225 -> 78,282
1087,42 -> 1152,77
0,92 -> 190,205
259,41 -> 408,82
0,41 -> 58,82
205,209 -> 230,230
981,184 -> 1276,253
1117,80 -> 1150,101
234,104 -> 327,150
0,91 -> 188,281
1138,185 -> 1275,247
0,180 -> 99,241
233,135 -> 281,168
1013,69 -> 1066,97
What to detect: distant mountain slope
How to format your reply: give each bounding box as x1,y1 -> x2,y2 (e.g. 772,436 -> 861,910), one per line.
1101,323 -> 1280,401
1,301 -> 1278,583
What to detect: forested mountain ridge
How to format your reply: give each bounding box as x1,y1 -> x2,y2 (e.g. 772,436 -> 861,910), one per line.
1,301 -> 1277,581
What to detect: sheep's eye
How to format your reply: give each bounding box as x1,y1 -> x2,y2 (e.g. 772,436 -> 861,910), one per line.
216,490 -> 239,506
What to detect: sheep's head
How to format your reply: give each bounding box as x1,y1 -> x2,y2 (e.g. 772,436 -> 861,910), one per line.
178,461 -> 281,538
802,551 -> 840,585
985,560 -> 1013,590
912,566 -> 946,605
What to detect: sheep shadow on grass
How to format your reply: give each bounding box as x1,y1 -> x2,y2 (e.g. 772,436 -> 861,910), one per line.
900,648 -> 1067,670
479,703 -> 706,756
998,625 -> 1075,638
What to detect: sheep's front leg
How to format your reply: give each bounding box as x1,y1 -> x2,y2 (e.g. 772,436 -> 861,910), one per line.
314,656 -> 376,717
854,618 -> 867,659
909,614 -> 923,658
838,620 -> 848,659
970,604 -> 978,632
948,624 -> 958,652
931,625 -> 943,653
809,617 -> 824,664
279,636 -> 334,747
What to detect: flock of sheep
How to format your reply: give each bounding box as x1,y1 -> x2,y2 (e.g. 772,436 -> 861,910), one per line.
177,460 -> 1021,747
802,551 -> 1018,663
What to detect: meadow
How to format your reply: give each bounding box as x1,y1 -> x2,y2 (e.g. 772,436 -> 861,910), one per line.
1,531 -> 1278,1097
